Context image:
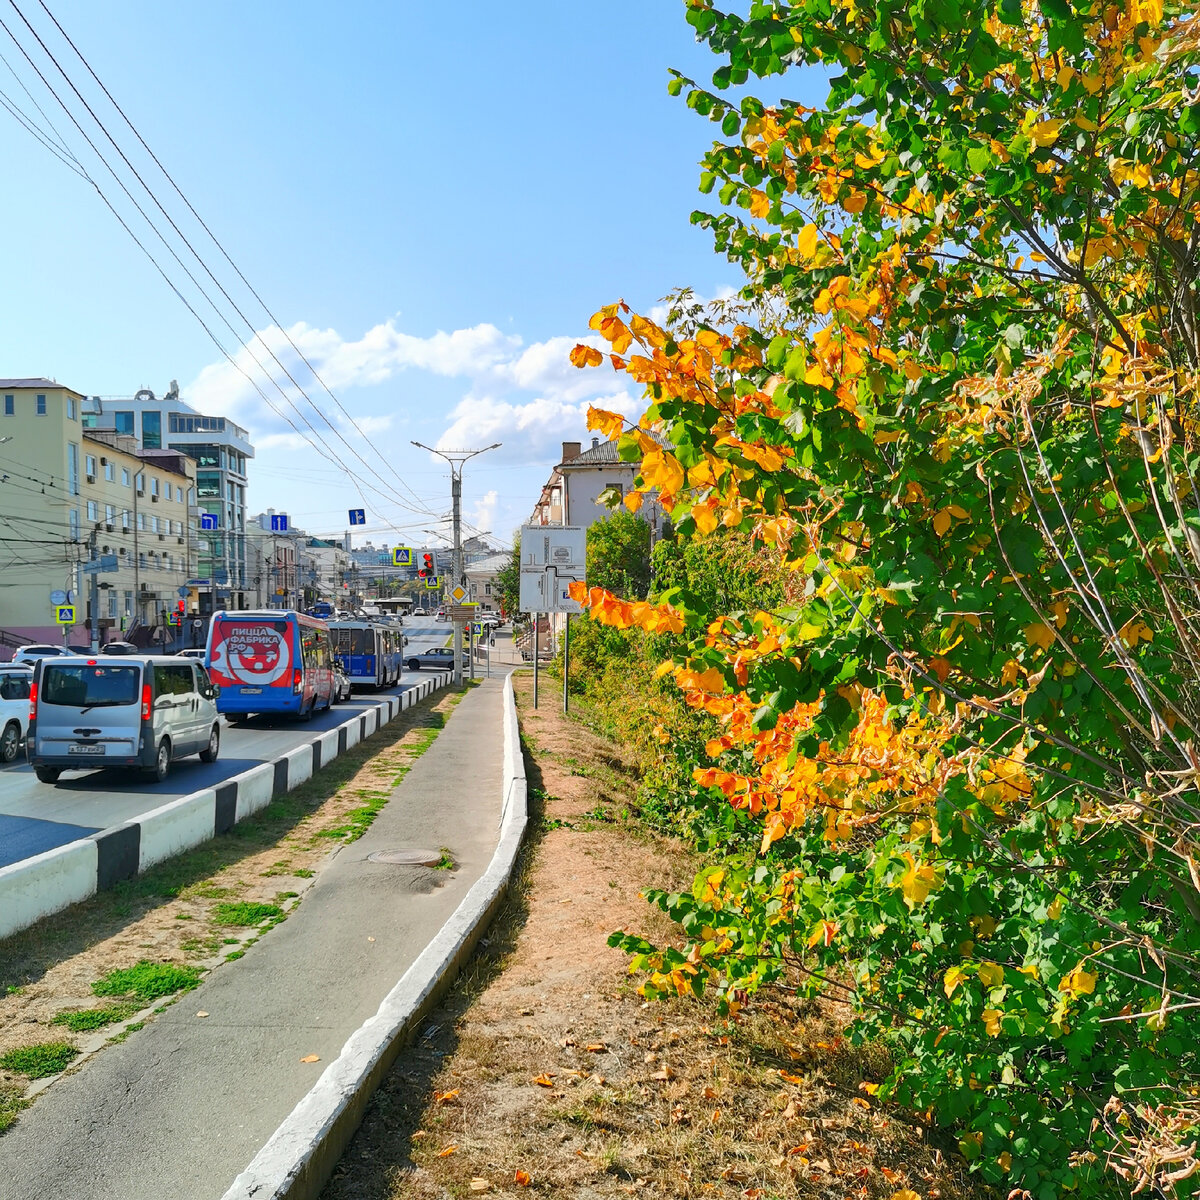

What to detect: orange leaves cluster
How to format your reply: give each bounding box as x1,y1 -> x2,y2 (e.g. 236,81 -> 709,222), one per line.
567,582 -> 685,635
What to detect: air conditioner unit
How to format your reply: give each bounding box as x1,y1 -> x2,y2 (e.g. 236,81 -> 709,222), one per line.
100,457 -> 107,466
136,487 -> 145,496
158,534 -> 165,541
86,473 -> 96,484
104,523 -> 114,532
177,537 -> 184,545
151,494 -> 159,503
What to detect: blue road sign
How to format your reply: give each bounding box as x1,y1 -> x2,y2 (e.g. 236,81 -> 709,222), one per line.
82,555 -> 119,574
423,575 -> 441,590
200,512 -> 219,531
392,546 -> 413,567
270,514 -> 289,532
349,508 -> 366,526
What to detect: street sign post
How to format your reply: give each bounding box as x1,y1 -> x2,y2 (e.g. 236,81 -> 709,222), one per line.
424,575 -> 441,590
349,508 -> 366,526
200,512 -> 219,531
49,589 -> 67,605
270,514 -> 289,533
519,525 -> 586,709
392,546 -> 413,567
448,583 -> 468,604
54,604 -> 75,625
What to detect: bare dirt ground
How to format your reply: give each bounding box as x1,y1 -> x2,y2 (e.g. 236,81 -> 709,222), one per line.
320,673 -> 987,1200
0,684 -> 465,1122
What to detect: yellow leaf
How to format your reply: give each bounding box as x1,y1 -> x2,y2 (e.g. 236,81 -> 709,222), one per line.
586,406 -> 626,440
570,343 -> 603,369
898,852 -> 940,908
1117,617 -> 1153,648
1059,966 -> 1098,998
435,1089 -> 460,1104
944,965 -> 968,998
300,1054 -> 320,1063
981,1008 -> 1002,1037
532,1073 -> 556,1087
692,504 -> 719,535
1047,895 -> 1064,920
978,961 -> 1004,988
932,508 -> 953,537
437,1144 -> 458,1157
1024,622 -> 1055,652
889,1191 -> 923,1200
1029,118 -> 1065,147
629,313 -> 666,347
514,1169 -> 532,1187
749,189 -> 770,218
642,448 -> 685,497
624,489 -> 644,513
795,223 -> 820,261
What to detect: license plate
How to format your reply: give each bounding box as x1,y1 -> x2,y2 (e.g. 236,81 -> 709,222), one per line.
68,744 -> 104,755
241,687 -> 263,694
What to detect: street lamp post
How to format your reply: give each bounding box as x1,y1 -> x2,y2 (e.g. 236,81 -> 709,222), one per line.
411,442 -> 501,685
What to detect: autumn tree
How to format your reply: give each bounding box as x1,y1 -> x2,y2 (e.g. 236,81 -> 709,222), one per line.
570,1 -> 1200,1194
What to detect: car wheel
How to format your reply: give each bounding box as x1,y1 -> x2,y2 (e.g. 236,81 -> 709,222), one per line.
406,658 -> 420,671
147,739 -> 171,782
0,721 -> 20,764
199,724 -> 220,763
35,766 -> 61,784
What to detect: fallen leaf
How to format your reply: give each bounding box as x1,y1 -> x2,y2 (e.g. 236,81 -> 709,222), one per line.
195,1011 -> 209,1018
437,1144 -> 457,1158
585,1043 -> 607,1052
651,1066 -> 675,1080
411,1130 -> 428,1140
468,1179 -> 491,1192
532,1074 -> 556,1087
779,1070 -> 804,1084
435,1089 -> 460,1104
514,1168 -> 531,1187
300,1054 -> 320,1063
703,1086 -> 719,1100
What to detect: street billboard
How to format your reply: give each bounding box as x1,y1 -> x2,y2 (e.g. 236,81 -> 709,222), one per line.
518,525 -> 585,614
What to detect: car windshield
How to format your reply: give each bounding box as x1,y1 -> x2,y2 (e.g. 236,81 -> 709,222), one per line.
41,664 -> 140,709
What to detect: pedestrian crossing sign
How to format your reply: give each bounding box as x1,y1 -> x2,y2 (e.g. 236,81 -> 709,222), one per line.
54,605 -> 75,625
392,546 -> 413,566
423,574 -> 441,590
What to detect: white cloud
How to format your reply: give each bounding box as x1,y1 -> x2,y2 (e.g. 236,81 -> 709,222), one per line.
471,489 -> 498,534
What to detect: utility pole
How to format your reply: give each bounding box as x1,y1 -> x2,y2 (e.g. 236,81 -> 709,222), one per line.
411,441 -> 501,685
89,526 -> 100,653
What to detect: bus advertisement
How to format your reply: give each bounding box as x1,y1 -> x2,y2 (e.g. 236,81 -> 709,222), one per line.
327,620 -> 403,689
206,610 -> 335,718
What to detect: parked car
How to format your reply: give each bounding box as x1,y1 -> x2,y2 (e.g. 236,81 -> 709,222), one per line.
12,643 -> 70,666
176,648 -> 207,660
332,663 -> 352,703
0,664 -> 33,763
101,641 -> 140,655
405,647 -> 470,671
28,655 -> 221,784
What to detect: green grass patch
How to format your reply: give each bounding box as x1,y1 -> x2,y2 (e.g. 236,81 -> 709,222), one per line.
0,1041 -> 80,1079
50,1003 -> 137,1032
293,868 -> 314,878
0,1084 -> 29,1132
225,950 -> 245,962
92,961 -> 202,1003
434,848 -> 455,871
211,902 -> 283,927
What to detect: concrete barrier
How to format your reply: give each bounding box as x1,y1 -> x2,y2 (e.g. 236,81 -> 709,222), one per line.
0,674 -> 452,943
222,673 -> 528,1200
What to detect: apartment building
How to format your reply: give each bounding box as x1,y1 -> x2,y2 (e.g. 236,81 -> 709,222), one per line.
0,380 -> 196,654
83,384 -> 254,612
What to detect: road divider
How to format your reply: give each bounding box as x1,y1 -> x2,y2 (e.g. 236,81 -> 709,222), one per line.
223,672 -> 528,1200
0,675 -> 450,942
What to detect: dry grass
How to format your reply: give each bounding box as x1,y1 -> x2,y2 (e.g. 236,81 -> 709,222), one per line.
320,673 -> 991,1200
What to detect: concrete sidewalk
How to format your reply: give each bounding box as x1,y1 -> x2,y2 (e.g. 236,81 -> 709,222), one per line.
2,676 -> 510,1200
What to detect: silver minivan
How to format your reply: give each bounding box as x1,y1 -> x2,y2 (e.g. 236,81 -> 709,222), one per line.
28,655 -> 220,784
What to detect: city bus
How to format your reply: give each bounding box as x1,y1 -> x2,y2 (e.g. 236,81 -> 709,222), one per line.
327,620 -> 403,689
205,610 -> 335,719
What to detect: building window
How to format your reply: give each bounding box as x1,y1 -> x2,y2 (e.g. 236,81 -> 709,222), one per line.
123,590 -> 132,617
150,515 -> 157,534
121,510 -> 130,531
122,467 -> 131,486
114,411 -> 134,435
485,583 -> 492,595
85,454 -> 96,479
35,394 -> 46,415
105,504 -> 115,525
142,410 -> 161,449
3,395 -> 12,416
104,462 -> 114,481
139,553 -> 147,569
69,509 -> 79,541
67,443 -> 79,496
150,477 -> 159,497
66,397 -> 76,421
137,513 -> 145,531
87,500 -> 98,522
107,592 -> 117,619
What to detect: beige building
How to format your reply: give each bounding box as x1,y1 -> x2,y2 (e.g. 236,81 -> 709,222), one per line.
0,379 -> 197,657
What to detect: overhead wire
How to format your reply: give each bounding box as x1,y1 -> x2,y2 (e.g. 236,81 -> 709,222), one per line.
1,0 -> 445,537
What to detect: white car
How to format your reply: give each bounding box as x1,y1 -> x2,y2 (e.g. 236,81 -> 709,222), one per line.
12,643 -> 70,666
0,665 -> 32,763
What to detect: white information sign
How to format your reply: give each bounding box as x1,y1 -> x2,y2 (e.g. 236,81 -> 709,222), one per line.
519,525 -> 585,614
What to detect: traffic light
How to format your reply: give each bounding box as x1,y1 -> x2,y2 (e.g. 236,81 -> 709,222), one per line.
418,551 -> 434,579
176,599 -> 186,614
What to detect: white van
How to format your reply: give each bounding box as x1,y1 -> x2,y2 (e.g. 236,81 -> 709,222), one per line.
28,655 -> 220,784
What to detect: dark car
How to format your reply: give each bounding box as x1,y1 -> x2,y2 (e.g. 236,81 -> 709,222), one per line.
100,641 -> 140,655
405,647 -> 469,671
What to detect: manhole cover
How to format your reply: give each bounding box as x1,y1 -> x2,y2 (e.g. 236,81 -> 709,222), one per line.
368,848 -> 443,867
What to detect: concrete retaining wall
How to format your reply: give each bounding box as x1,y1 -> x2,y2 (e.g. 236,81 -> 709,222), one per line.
222,673 -> 528,1200
0,675 -> 450,942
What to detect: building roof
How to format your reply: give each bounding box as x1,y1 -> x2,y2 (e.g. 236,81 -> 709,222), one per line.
0,378 -> 74,390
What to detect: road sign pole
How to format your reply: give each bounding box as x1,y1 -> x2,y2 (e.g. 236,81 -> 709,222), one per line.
533,620 -> 539,709
89,528 -> 100,653
563,613 -> 570,715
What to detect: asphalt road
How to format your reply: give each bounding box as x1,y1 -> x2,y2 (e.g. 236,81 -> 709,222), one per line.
0,619 -> 474,870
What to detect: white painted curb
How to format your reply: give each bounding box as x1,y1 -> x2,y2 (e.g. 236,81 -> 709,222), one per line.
223,674 -> 528,1200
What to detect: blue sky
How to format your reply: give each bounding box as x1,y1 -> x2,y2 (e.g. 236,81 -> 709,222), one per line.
0,1 -> 779,548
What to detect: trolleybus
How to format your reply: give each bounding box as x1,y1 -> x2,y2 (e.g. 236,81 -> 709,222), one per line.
327,620 -> 403,689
